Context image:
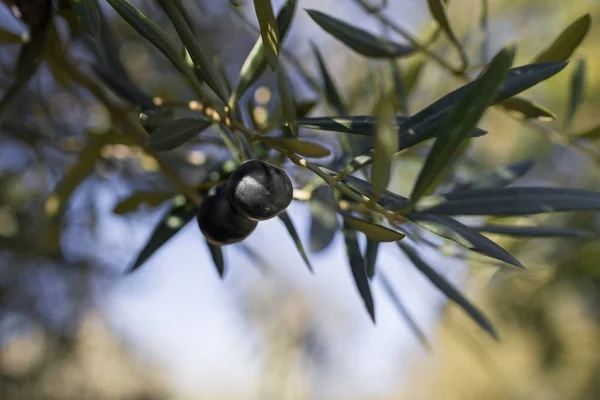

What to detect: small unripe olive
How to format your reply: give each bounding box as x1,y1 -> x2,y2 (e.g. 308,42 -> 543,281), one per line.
196,183 -> 257,246
226,160 -> 293,221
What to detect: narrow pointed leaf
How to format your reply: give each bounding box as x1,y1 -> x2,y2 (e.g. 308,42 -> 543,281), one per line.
397,242 -> 499,339
571,124 -> 600,140
311,43 -> 346,115
390,61 -> 408,114
70,0 -> 100,36
533,14 -> 591,63
229,0 -> 297,107
372,96 -> 399,200
472,224 -> 593,238
259,137 -> 330,158
427,0 -> 468,69
404,58 -> 426,95
416,187 -> 600,216
0,28 -> 22,44
565,58 -> 585,130
309,185 -> 338,253
254,0 -> 279,70
147,118 -> 214,151
206,240 -> 226,278
113,192 -> 174,214
410,46 -> 515,202
279,211 -> 313,273
296,101 -> 318,118
139,108 -> 174,133
365,240 -> 379,279
277,62 -> 297,136
452,159 -> 534,192
91,63 -> 156,110
343,220 -> 375,322
343,215 -> 405,242
306,9 -> 414,58
500,97 -> 555,121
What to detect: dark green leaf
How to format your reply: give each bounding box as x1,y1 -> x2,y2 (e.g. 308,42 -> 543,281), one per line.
278,211 -> 313,273
452,159 -> 534,191
229,0 -> 297,108
254,0 -> 279,70
277,62 -> 297,136
91,63 -> 156,110
70,0 -> 100,36
343,215 -> 405,242
139,108 -> 174,133
500,97 -> 555,121
311,42 -> 346,115
260,137 -> 330,158
306,9 -> 415,58
309,185 -> 338,253
342,220 -> 375,322
416,187 -> 600,216
0,28 -> 23,44
113,191 -> 174,214
372,94 -> 399,200
127,195 -> 198,273
565,58 -> 585,130
533,14 -> 591,63
206,240 -> 226,278
88,7 -> 130,79
427,0 -> 468,69
365,240 -> 379,280
473,224 -> 593,238
397,242 -> 499,339
147,118 -> 214,151
410,45 -> 515,202
571,124 -> 600,140
295,100 -> 318,118
389,61 -> 408,114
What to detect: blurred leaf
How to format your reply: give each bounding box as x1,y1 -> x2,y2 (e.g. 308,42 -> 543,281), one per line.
206,240 -> 226,278
139,108 -> 174,133
296,100 -> 318,118
427,0 -> 468,69
406,213 -> 522,268
343,220 -> 375,322
69,0 -> 100,36
0,27 -> 23,44
499,97 -> 555,121
157,0 -> 226,102
147,117 -> 214,151
229,0 -> 297,108
259,137 -> 330,157
533,14 -> 591,63
214,56 -> 232,97
127,195 -> 198,273
372,95 -> 398,200
378,271 -> 431,350
570,123 -> 600,140
343,215 -> 405,242
417,187 -> 600,216
473,224 -> 593,238
311,42 -> 346,115
403,58 -> 426,95
306,9 -> 414,58
277,62 -> 297,136
397,241 -> 499,339
389,61 -> 408,114
91,63 -> 156,110
452,159 -> 534,191
565,58 -> 585,130
410,45 -> 515,203
479,0 -> 489,64
365,239 -> 379,279
85,7 -> 130,79
279,211 -> 313,272
113,191 -> 174,214
254,0 -> 279,70
309,185 -> 338,252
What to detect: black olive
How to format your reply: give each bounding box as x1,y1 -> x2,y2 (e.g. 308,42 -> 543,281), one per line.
196,183 -> 257,246
226,160 -> 293,221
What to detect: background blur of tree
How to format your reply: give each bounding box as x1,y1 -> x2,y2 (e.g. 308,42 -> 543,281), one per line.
0,0 -> 600,399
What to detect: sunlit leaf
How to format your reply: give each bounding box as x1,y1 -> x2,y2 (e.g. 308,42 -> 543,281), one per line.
410,45 -> 515,203
259,137 -> 330,158
113,191 -> 174,214
70,0 -> 100,36
397,242 -> 499,339
254,0 -> 279,70
206,240 -> 226,278
277,62 -> 297,136
306,9 -> 414,58
427,0 -> 468,69
452,159 -> 534,191
147,118 -> 214,151
343,220 -> 375,322
311,42 -> 346,115
565,58 -> 585,130
500,97 -> 555,121
533,14 -> 591,63
279,211 -> 313,272
309,185 -> 338,252
372,94 -> 398,199
343,215 -> 405,242
570,124 -> 600,140
472,224 -> 593,238
403,58 -> 426,95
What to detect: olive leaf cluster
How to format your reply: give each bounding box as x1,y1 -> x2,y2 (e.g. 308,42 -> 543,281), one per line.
1,0 -> 598,341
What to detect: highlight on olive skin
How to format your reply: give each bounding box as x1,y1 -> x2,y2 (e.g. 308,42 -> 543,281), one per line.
196,183 -> 258,246
226,160 -> 294,221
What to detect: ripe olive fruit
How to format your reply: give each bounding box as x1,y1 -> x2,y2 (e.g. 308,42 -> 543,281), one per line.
226,160 -> 293,221
196,183 -> 258,246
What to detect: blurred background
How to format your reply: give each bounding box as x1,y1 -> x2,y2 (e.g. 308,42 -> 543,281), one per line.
1,0 -> 600,399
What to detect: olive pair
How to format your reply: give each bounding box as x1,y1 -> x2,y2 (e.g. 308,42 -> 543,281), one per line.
197,160 -> 293,246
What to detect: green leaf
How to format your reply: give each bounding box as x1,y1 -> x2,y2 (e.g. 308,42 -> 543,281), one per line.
277,62 -> 297,136
378,271 -> 431,350
372,95 -> 398,200
156,0 -> 227,102
139,108 -> 174,133
310,42 -> 346,115
427,0 -> 468,69
473,224 -> 593,238
565,58 -> 585,130
397,242 -> 499,339
343,215 -> 405,242
532,14 -> 591,63
113,191 -> 174,214
403,58 -> 426,95
259,137 -> 330,158
410,45 -> 515,203
365,239 -> 379,280
70,0 -> 100,36
278,211 -> 313,273
342,220 -> 375,322
499,97 -> 555,121
0,27 -> 24,44
254,0 -> 279,70
86,7 -> 130,79
127,195 -> 198,273
389,61 -> 408,114
147,118 -> 214,151
309,185 -> 338,253
452,159 -> 534,191
296,100 -> 318,118
306,9 -> 415,58
206,240 -> 226,278
571,124 -> 600,140
91,63 -> 156,110
416,187 -> 600,216
228,0 -> 297,108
